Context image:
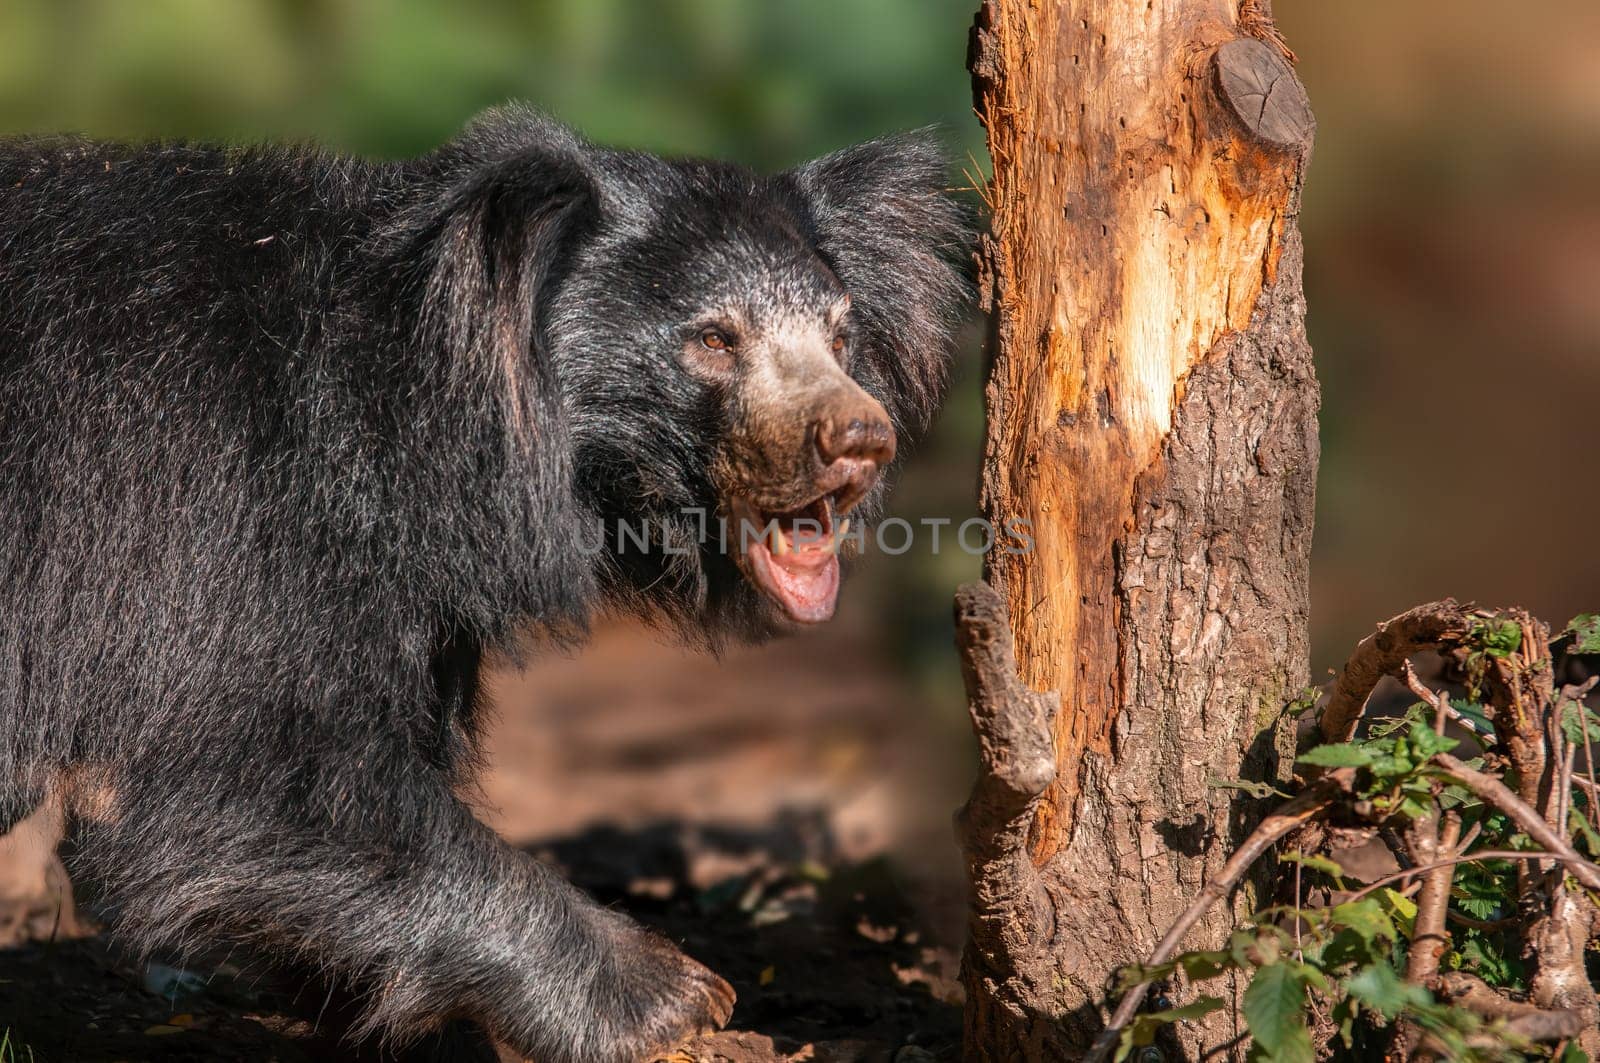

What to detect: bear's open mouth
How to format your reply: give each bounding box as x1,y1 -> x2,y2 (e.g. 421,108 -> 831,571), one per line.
729,492 -> 851,624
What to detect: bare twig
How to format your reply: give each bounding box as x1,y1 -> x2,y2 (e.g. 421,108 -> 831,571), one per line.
1563,678 -> 1600,834
1432,753 -> 1600,893
1408,811 -> 1460,986
1084,773 -> 1351,1063
1402,660 -> 1451,735
1404,671 -> 1492,741
1394,809 -> 1461,1059
1343,850 -> 1596,906
1446,909 -> 1516,931
1545,678 -> 1569,834
1440,972 -> 1588,1043
1554,742 -> 1577,844
1292,857 -> 1303,961
1401,662 -> 1454,737
1564,677 -> 1600,702
1082,606 -> 1597,1061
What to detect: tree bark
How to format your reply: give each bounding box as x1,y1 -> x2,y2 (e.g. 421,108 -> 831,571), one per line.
958,0 -> 1318,1058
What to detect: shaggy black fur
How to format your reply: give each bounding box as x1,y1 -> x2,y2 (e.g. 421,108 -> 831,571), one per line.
0,105 -> 968,1060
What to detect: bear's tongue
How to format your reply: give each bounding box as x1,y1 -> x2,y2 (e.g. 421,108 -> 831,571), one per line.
742,500 -> 843,623
747,538 -> 840,623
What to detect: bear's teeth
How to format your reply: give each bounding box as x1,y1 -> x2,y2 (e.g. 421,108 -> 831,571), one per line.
770,528 -> 791,556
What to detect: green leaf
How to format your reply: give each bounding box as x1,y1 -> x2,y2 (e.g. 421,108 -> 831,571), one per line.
1322,927 -> 1387,969
1291,961 -> 1329,993
1297,743 -> 1374,769
1329,995 -> 1360,1048
1470,619 -> 1522,658
1564,614 -> 1600,655
1394,795 -> 1435,821
1113,960 -> 1176,993
1229,928 -> 1259,968
1369,704 -> 1429,740
1571,806 -> 1600,857
1209,776 -> 1290,800
1456,932 -> 1524,988
1278,851 -> 1347,878
1407,722 -> 1459,760
1114,998 -> 1225,1062
1382,890 -> 1420,922
1228,925 -> 1292,969
1435,783 -> 1479,810
1560,699 -> 1600,746
1250,904 -> 1324,928
1378,889 -> 1418,938
1345,962 -> 1431,1019
1329,897 -> 1399,944
1366,752 -> 1414,779
1242,963 -> 1312,1063
1451,699 -> 1494,739
1557,1042 -> 1592,1063
1453,892 -> 1500,920
1287,687 -> 1321,717
1177,949 -> 1236,982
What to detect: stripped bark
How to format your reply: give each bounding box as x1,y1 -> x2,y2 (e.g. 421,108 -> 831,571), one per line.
960,0 -> 1317,1056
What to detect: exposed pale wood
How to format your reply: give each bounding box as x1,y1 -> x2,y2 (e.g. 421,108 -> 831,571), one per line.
962,0 -> 1318,1055
971,0 -> 1313,860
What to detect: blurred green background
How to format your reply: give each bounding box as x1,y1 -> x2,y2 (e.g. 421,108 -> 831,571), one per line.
1,0 -> 1595,865
0,0 -> 981,164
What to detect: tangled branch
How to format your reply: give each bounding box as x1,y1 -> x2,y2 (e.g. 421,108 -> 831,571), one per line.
1098,600 -> 1600,1060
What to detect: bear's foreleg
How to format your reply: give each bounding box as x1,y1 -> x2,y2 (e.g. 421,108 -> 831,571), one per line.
73,766 -> 732,1062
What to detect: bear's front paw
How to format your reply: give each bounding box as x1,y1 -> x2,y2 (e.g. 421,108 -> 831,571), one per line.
612,925 -> 736,1061
496,908 -> 735,1063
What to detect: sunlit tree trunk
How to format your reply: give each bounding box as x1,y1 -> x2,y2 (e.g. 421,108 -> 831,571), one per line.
957,0 -> 1318,1057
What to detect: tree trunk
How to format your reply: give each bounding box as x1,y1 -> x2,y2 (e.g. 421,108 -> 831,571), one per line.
958,0 -> 1318,1058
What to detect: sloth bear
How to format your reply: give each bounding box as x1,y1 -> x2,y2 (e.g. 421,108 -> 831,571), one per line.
0,106 -> 968,1060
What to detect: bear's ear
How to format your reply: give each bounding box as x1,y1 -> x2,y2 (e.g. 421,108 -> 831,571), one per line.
392,135 -> 600,441
784,131 -> 973,437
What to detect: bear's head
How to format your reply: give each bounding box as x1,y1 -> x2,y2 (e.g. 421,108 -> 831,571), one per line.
407,108 -> 971,638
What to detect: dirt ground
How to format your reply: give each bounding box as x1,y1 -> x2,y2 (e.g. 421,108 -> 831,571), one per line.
0,611 -> 970,1062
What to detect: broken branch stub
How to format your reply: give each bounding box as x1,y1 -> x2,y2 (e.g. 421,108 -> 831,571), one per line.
1317,599 -> 1473,743
1213,38 -> 1314,149
953,580 -> 1058,1056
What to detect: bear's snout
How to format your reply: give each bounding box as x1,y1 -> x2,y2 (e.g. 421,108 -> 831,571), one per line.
809,390 -> 895,517
814,405 -> 894,468
717,364 -> 896,625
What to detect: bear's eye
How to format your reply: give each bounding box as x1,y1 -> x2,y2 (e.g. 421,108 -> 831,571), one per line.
830,334 -> 847,354
700,328 -> 733,352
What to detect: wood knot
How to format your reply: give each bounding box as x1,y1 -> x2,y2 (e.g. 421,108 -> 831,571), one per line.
1213,38 -> 1313,148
